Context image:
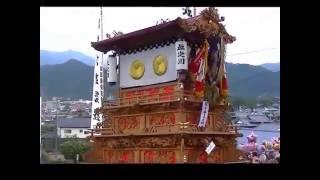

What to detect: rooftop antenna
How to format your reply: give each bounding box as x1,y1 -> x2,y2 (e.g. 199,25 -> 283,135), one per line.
90,6 -> 105,130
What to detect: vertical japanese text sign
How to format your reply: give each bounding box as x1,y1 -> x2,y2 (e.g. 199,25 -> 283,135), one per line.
175,40 -> 188,70
106,55 -> 117,82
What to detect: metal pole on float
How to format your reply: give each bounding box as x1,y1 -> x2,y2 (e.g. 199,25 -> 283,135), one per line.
40,97 -> 41,161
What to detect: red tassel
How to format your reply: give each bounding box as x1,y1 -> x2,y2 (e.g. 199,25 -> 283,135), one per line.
222,76 -> 228,90
220,75 -> 228,98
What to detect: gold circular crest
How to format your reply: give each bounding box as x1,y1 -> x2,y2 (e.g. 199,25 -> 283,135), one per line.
130,59 -> 145,80
153,55 -> 168,76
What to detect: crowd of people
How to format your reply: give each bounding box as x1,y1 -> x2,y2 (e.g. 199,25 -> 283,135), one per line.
238,132 -> 280,164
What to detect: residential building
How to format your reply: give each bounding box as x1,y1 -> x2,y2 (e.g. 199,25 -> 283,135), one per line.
57,117 -> 91,138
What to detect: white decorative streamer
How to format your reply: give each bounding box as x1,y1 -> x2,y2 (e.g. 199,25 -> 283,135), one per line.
198,101 -> 209,127
90,54 -> 103,130
205,141 -> 216,155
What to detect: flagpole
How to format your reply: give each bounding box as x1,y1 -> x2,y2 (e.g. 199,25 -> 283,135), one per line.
90,7 -> 104,131
100,7 -> 104,100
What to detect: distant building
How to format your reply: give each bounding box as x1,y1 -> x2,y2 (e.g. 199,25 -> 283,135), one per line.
247,114 -> 272,124
57,118 -> 91,138
45,101 -> 59,110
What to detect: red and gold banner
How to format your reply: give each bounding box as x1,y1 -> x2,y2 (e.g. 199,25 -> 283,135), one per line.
189,40 -> 209,98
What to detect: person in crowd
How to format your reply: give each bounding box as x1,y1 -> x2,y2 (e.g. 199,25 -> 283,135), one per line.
259,152 -> 267,163
251,152 -> 259,164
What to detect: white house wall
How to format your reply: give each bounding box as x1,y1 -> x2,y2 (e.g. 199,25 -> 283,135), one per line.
59,128 -> 89,138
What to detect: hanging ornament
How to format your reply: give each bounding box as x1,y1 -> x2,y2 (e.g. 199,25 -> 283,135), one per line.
219,63 -> 228,98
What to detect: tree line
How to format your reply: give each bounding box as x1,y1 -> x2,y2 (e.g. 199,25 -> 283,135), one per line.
230,96 -> 275,109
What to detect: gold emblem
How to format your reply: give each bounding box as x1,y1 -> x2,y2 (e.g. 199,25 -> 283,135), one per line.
153,55 -> 168,76
130,59 -> 145,80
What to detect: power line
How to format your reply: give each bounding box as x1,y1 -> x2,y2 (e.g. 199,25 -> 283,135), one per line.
227,48 -> 279,57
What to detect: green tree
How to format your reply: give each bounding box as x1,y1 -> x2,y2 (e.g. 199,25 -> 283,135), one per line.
245,98 -> 257,110
230,96 -> 246,109
258,97 -> 273,107
59,135 -> 91,163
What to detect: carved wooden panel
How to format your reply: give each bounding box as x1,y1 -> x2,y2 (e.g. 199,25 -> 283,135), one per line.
213,114 -> 226,131
142,150 -> 177,163
122,91 -> 136,105
149,112 -> 176,126
145,88 -> 160,102
185,137 -> 210,147
118,150 -> 135,163
89,145 -> 236,163
104,150 -> 115,163
120,83 -> 178,104
143,150 -> 157,163
208,148 -> 224,163
103,136 -> 180,148
186,112 -> 210,127
118,116 -> 139,131
187,148 -> 224,163
114,115 -> 144,133
136,137 -> 179,148
159,85 -> 176,101
104,150 -> 135,164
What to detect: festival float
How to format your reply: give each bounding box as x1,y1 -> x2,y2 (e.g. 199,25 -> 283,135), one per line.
84,7 -> 245,164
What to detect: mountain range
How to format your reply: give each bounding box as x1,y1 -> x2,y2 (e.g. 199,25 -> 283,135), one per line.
40,50 -> 280,100
40,50 -> 95,66
260,63 -> 280,72
226,63 -> 280,97
41,50 -> 280,72
40,59 -> 94,100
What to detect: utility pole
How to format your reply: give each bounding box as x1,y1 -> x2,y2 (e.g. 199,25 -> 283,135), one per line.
55,100 -> 58,152
193,7 -> 196,17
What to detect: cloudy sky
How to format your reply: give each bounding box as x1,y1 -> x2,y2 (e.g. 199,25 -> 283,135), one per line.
40,7 -> 280,65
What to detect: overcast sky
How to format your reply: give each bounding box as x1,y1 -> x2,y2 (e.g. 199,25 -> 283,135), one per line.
40,7 -> 280,65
